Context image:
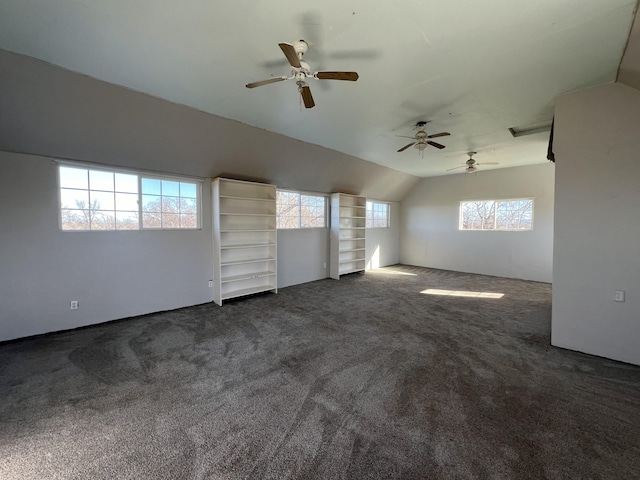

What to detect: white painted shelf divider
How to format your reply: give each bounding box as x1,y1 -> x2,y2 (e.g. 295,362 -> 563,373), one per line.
212,178 -> 277,305
330,193 -> 367,279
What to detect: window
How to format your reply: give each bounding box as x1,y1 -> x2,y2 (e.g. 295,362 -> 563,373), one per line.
276,190 -> 327,229
366,201 -> 390,228
459,199 -> 533,231
59,165 -> 200,231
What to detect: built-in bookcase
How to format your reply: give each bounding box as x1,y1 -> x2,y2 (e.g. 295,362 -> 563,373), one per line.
212,178 -> 277,305
330,193 -> 366,279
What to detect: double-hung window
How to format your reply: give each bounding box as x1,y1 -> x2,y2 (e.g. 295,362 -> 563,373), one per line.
58,164 -> 201,231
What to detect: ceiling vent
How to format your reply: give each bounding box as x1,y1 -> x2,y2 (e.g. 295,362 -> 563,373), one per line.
508,121 -> 553,138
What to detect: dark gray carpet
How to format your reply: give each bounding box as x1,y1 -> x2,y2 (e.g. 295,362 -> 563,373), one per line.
1,265 -> 639,479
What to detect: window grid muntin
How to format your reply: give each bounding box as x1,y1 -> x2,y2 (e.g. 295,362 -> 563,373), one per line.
59,165 -> 200,231
460,198 -> 534,231
276,190 -> 327,229
366,201 -> 390,228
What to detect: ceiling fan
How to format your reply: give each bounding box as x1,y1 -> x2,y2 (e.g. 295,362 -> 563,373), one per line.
447,151 -> 498,173
397,121 -> 450,156
246,40 -> 359,109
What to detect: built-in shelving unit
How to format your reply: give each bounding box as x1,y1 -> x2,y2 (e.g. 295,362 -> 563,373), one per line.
330,193 -> 366,279
212,178 -> 277,305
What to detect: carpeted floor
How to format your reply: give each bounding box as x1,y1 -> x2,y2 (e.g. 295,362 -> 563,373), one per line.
1,265 -> 639,479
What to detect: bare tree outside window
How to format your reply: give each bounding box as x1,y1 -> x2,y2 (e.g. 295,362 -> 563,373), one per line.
460,199 -> 533,230
276,191 -> 326,229
366,201 -> 390,228
59,165 -> 200,231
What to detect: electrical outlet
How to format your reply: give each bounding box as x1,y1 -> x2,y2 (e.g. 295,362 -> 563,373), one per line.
70,300 -> 79,310
208,280 -> 213,288
323,262 -> 327,269
614,290 -> 625,302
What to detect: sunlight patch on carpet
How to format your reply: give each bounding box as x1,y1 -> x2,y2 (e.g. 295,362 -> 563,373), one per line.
420,288 -> 504,299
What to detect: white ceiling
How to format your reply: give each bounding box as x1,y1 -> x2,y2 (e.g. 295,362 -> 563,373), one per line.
0,0 -> 636,177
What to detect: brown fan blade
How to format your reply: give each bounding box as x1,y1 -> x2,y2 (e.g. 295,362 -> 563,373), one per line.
315,71 -> 359,81
427,132 -> 450,138
446,165 -> 466,172
279,43 -> 301,68
246,76 -> 288,89
397,142 -> 416,152
300,84 -> 315,109
427,141 -> 446,149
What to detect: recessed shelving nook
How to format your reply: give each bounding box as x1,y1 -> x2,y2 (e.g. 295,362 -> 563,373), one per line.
330,193 -> 366,279
212,178 -> 277,305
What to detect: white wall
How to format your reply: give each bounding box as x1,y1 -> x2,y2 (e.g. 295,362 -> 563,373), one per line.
277,228 -> 329,289
552,82 -> 640,366
0,50 -> 416,341
400,164 -> 555,282
0,151 -> 214,341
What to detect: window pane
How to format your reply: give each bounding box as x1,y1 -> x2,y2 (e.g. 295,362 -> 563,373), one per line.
161,180 -> 180,197
142,178 -> 161,195
89,170 -> 114,191
61,209 -> 89,230
277,191 -> 300,229
142,212 -> 162,228
366,201 -> 389,228
180,213 -> 198,228
60,188 -> 89,209
92,211 -> 115,230
162,213 -> 180,228
115,192 -> 138,211
116,211 -> 139,230
161,197 -> 180,213
60,167 -> 88,189
115,173 -> 138,193
180,197 -> 197,213
180,182 -> 197,198
142,194 -> 162,212
90,191 -> 115,211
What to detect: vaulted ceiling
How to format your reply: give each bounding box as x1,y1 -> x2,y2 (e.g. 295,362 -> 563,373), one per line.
0,0 -> 637,177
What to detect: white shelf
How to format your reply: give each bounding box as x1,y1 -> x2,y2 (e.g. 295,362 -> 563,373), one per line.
220,243 -> 276,249
221,271 -> 276,283
221,257 -> 276,267
213,178 -> 278,305
222,285 -> 276,300
330,193 -> 367,279
339,258 -> 365,264
339,248 -> 365,254
219,195 -> 274,202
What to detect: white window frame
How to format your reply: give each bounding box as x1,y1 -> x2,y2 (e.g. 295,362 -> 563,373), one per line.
276,189 -> 328,229
366,200 -> 390,228
58,163 -> 202,231
459,198 -> 534,231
